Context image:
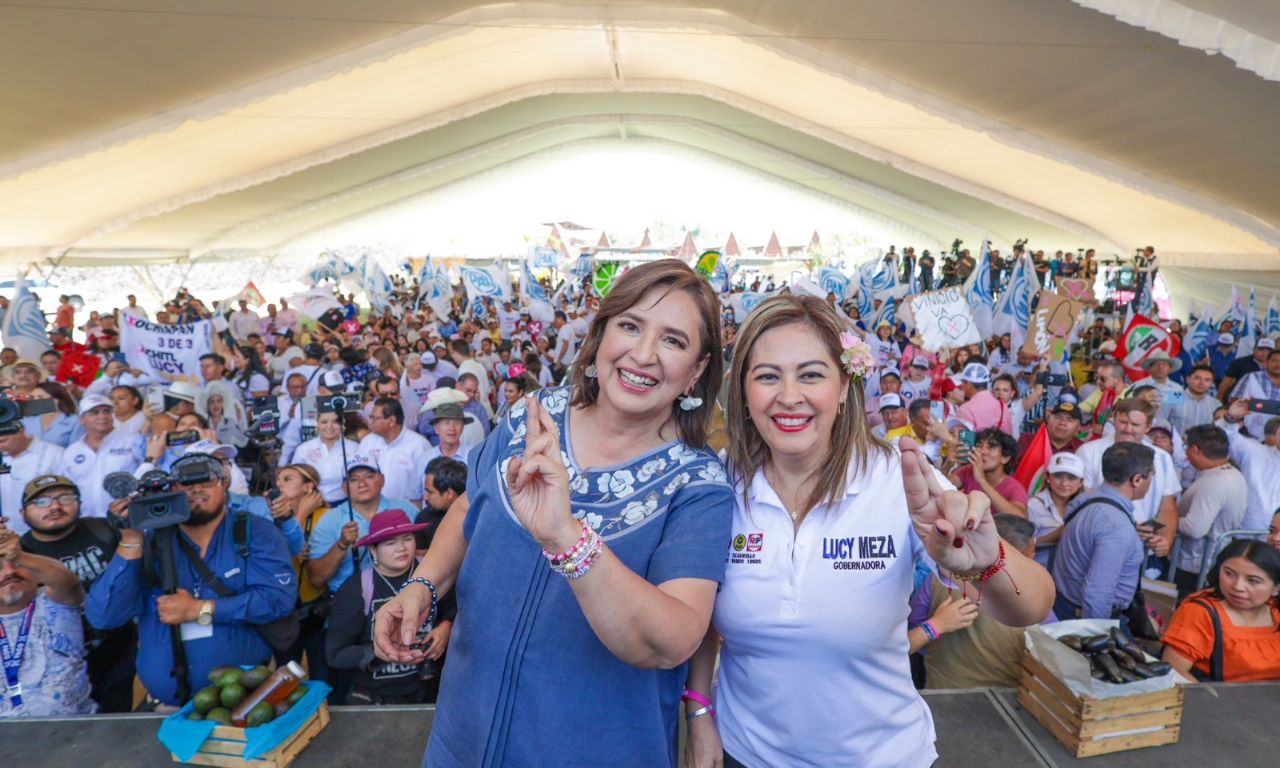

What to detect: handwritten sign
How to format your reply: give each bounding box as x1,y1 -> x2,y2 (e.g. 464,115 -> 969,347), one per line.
1022,291 -> 1084,359
908,288 -> 981,351
121,315 -> 213,383
1056,277 -> 1095,304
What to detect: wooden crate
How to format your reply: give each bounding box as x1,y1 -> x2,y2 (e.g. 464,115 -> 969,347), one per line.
1016,651 -> 1182,758
170,702 -> 330,768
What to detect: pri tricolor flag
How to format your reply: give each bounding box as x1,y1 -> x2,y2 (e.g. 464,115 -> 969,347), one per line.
1013,423 -> 1052,496
228,281 -> 266,308
1114,313 -> 1182,381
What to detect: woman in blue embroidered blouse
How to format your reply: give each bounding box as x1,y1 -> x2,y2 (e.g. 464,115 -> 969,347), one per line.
374,260 -> 734,767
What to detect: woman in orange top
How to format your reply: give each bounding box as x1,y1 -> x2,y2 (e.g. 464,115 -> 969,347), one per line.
1162,540 -> 1280,682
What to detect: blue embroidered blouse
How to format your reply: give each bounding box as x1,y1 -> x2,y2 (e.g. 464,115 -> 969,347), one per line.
426,386 -> 733,767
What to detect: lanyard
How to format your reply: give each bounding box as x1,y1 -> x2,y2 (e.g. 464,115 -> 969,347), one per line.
0,602 -> 36,709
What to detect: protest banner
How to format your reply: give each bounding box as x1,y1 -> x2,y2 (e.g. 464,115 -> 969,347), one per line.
907,287 -> 981,351
1022,291 -> 1084,359
121,315 -> 213,383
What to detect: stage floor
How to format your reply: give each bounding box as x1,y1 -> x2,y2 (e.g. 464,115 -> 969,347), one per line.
3,683 -> 1274,766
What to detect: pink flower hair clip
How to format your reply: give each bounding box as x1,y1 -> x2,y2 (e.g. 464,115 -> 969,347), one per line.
839,331 -> 877,382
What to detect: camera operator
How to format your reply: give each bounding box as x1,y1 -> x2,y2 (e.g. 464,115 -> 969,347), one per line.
17,474 -> 137,712
61,395 -> 143,520
0,517 -> 95,718
85,453 -> 297,707
0,420 -> 67,536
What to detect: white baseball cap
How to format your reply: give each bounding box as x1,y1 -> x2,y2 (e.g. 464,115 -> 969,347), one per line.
77,394 -> 113,414
186,439 -> 237,460
960,363 -> 991,385
880,367 -> 901,381
1218,332 -> 1235,345
321,370 -> 345,389
1258,338 -> 1276,351
909,357 -> 930,369
1046,452 -> 1085,479
879,393 -> 905,411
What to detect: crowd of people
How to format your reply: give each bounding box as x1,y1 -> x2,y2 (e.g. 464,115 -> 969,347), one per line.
0,248 -> 1277,767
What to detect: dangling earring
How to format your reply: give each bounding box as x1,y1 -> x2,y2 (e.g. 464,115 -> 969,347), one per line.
679,391 -> 704,411
584,363 -> 597,378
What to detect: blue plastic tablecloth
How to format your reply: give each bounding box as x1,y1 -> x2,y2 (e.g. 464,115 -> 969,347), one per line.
158,680 -> 331,762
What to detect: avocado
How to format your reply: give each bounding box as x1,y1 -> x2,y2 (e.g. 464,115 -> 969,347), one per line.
192,686 -> 220,714
274,701 -> 292,718
239,665 -> 272,690
286,686 -> 307,705
207,665 -> 236,684
205,707 -> 233,725
185,711 -> 204,721
245,701 -> 276,728
215,669 -> 243,689
219,682 -> 246,709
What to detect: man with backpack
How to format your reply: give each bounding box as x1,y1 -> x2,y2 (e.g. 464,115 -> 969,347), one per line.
1051,443 -> 1153,620
86,453 -> 296,707
18,474 -> 138,712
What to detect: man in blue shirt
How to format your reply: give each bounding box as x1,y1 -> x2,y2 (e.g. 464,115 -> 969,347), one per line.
305,455 -> 415,593
86,453 -> 296,706
1052,443 -> 1153,620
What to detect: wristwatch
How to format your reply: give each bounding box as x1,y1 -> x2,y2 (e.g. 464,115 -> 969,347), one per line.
196,600 -> 215,626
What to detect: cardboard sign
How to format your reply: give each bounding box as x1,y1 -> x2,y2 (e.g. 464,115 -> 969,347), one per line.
908,287 -> 981,351
1023,291 -> 1084,359
1056,277 -> 1095,304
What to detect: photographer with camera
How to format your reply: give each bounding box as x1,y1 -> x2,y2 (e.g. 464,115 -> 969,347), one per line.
17,474 -> 137,712
85,453 -> 297,707
61,395 -> 143,520
0,417 -> 67,537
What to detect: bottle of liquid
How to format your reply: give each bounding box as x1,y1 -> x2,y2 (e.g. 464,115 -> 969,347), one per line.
230,661 -> 306,727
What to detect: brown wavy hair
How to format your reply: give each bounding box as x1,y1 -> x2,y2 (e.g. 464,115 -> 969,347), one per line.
725,294 -> 889,515
569,259 -> 722,448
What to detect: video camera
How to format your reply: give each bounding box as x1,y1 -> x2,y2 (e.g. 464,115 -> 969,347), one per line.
248,395 -> 281,440
0,393 -> 58,436
102,463 -> 218,531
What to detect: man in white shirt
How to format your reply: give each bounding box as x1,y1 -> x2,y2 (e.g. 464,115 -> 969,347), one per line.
0,425 -> 66,535
1167,364 -> 1221,435
121,295 -> 147,320
1219,398 -> 1280,530
451,339 -> 491,409
274,299 -> 300,334
228,299 -> 260,341
1228,347 -> 1280,439
61,395 -> 143,519
1075,398 -> 1179,556
1172,424 -> 1248,599
552,311 -> 580,372
358,397 -> 437,506
282,344 -> 326,396
497,300 -> 521,340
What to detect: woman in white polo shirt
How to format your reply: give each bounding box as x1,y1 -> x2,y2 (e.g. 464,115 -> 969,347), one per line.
686,295 -> 1054,768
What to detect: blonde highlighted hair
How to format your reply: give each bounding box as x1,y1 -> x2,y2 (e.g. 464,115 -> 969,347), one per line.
725,294 -> 889,515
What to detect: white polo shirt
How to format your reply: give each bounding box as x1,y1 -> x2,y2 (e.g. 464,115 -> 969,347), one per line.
359,428 -> 438,504
1075,435 -> 1181,524
1,438 -> 68,536
294,436 -> 361,503
62,430 -> 142,518
713,450 -> 937,768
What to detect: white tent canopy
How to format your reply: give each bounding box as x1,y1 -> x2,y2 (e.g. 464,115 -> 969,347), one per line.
2,0 -> 1278,312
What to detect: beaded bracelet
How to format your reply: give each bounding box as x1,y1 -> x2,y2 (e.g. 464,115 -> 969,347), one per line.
946,540 -> 1019,605
542,520 -> 590,565
548,527 -> 603,580
404,576 -> 440,626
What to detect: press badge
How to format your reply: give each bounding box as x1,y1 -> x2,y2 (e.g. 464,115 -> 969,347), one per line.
180,622 -> 213,642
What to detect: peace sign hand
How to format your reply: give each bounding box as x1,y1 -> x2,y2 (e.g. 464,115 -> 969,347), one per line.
505,396 -> 578,553
899,436 -> 999,575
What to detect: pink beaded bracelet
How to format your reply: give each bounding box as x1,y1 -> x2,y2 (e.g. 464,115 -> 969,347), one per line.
542,520 -> 590,565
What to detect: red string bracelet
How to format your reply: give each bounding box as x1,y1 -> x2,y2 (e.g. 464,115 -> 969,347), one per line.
948,540 -> 1020,605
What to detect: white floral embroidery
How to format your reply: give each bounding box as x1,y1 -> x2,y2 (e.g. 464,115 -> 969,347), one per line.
509,398 -> 527,420
636,457 -> 668,482
667,444 -> 699,465
608,469 -> 636,497
621,493 -> 659,525
664,472 -> 691,496
542,389 -> 569,415
585,512 -> 604,530
508,420 -> 527,446
570,474 -> 589,495
697,463 -> 727,483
